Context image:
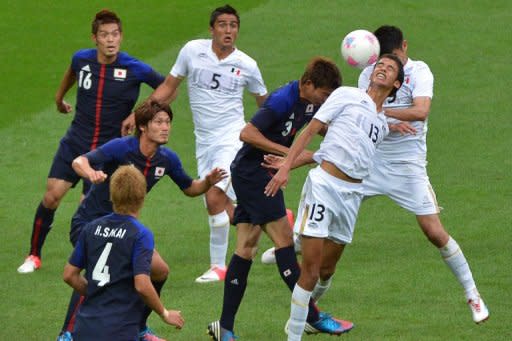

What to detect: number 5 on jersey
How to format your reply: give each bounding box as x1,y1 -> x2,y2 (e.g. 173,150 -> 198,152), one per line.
92,242 -> 112,287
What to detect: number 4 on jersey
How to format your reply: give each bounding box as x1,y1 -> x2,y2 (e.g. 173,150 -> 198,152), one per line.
92,242 -> 112,287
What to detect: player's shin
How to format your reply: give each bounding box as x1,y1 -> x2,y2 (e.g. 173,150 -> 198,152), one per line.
288,284 -> 312,340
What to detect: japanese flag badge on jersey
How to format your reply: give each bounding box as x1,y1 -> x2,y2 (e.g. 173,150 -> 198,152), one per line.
114,68 -> 127,79
155,167 -> 165,177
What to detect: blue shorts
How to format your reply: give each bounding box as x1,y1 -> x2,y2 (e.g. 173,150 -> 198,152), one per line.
48,139 -> 91,194
231,165 -> 286,226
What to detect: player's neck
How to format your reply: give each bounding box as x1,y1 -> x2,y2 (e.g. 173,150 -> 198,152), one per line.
367,87 -> 389,112
139,138 -> 159,159
212,44 -> 235,60
97,53 -> 118,65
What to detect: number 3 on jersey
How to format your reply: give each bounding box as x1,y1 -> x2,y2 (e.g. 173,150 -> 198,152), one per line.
92,242 -> 112,287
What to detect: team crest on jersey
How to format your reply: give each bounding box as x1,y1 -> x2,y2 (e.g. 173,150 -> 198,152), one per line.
155,167 -> 165,177
230,67 -> 241,76
114,68 -> 127,79
305,104 -> 314,113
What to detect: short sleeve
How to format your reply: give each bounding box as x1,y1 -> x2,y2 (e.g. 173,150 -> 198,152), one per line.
163,149 -> 194,190
68,227 -> 88,268
170,43 -> 190,78
246,63 -> 267,96
411,63 -> 434,99
132,227 -> 154,276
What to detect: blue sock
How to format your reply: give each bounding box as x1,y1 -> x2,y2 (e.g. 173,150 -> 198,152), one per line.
275,246 -> 320,323
29,202 -> 56,257
220,254 -> 252,332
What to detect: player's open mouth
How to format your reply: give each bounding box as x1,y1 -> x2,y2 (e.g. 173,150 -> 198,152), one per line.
376,72 -> 386,80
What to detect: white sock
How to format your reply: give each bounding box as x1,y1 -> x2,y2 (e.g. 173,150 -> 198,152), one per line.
288,284 -> 311,341
439,236 -> 478,300
208,211 -> 230,268
311,276 -> 332,303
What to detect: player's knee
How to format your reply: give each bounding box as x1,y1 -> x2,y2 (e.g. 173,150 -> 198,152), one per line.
205,187 -> 228,213
42,190 -> 64,209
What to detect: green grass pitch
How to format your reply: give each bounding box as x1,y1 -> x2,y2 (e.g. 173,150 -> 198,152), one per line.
0,1 -> 510,340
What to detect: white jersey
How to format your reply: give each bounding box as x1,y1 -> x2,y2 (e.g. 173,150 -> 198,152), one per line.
170,39 -> 267,158
312,87 -> 389,180
358,58 -> 433,161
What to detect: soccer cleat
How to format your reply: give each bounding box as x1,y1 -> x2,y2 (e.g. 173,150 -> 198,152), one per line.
304,312 -> 354,335
468,296 -> 489,324
260,246 -> 276,264
207,321 -> 238,341
195,266 -> 226,283
17,255 -> 41,273
56,331 -> 73,341
139,326 -> 166,341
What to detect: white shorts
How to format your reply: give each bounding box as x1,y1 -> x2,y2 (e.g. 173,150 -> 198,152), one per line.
293,166 -> 364,244
197,143 -> 241,201
362,157 -> 440,215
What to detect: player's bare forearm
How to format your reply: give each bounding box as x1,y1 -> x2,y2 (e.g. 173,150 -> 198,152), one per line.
134,274 -> 185,328
72,156 -> 107,184
55,67 -> 76,113
63,263 -> 87,295
150,75 -> 181,105
183,168 -> 228,197
261,150 -> 315,171
134,274 -> 165,315
240,123 -> 288,156
384,96 -> 431,121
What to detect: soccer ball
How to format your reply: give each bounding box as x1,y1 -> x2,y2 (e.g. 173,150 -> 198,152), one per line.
341,29 -> 380,69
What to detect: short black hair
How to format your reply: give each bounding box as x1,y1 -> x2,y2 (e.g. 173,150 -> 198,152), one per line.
209,4 -> 240,27
92,9 -> 122,34
374,25 -> 403,55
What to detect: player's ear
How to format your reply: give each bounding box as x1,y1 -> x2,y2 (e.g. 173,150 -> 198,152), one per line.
393,79 -> 402,91
91,34 -> 97,45
402,40 -> 408,53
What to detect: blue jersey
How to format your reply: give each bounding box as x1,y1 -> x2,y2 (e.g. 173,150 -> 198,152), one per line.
63,49 -> 164,152
231,81 -> 319,225
70,136 -> 193,242
69,213 -> 153,341
232,80 -> 317,174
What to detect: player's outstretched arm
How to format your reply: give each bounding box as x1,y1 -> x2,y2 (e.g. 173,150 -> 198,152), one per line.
134,274 -> 184,329
240,123 -> 289,156
182,167 -> 228,197
63,263 -> 87,296
261,150 -> 315,171
384,96 -> 431,121
264,118 -> 325,197
150,75 -> 182,105
72,156 -> 107,184
55,66 -> 76,114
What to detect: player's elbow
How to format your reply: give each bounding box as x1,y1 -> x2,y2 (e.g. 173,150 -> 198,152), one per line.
134,274 -> 151,296
71,156 -> 84,172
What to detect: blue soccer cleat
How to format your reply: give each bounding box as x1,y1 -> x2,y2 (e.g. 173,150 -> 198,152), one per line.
56,331 -> 73,341
304,312 -> 354,335
139,326 -> 166,341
